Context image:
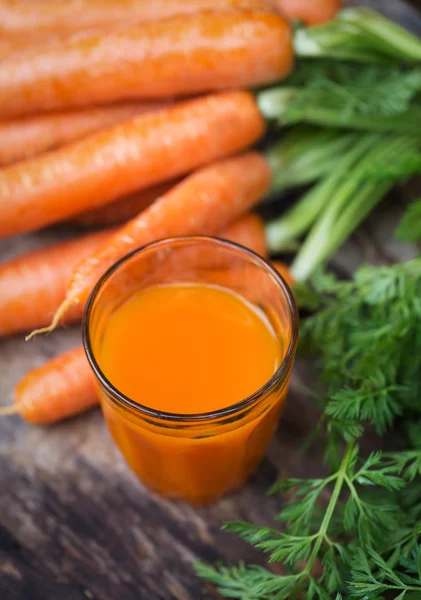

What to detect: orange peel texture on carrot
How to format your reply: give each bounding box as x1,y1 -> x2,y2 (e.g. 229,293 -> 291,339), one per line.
219,213 -> 267,258
0,91 -> 265,238
0,101 -> 169,166
2,263 -> 292,426
272,260 -> 294,287
26,152 -> 272,339
0,0 -> 275,36
0,213 -> 265,338
0,346 -> 98,425
0,228 -> 115,337
273,0 -> 341,25
0,11 -> 293,117
70,179 -> 181,228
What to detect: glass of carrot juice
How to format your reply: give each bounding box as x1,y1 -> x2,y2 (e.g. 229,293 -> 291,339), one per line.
83,236 -> 298,505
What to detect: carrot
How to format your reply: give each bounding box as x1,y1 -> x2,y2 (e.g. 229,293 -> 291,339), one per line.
71,179 -> 181,228
273,0 -> 341,25
0,211 -> 271,425
2,259 -> 293,426
0,36 -> 20,57
65,152 -> 271,307
219,213 -> 267,257
272,260 -> 294,286
0,11 -> 293,118
72,179 -> 265,234
0,213 -> 265,338
0,213 -> 265,337
0,102 -> 169,166
0,346 -> 98,425
28,152 -> 272,338
0,229 -> 116,338
0,31 -> 64,59
0,91 -> 265,238
0,0 -> 274,36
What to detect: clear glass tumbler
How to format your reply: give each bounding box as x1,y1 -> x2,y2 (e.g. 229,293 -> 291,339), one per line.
83,236 -> 298,505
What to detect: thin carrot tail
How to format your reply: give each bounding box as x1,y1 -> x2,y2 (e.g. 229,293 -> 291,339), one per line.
25,296 -> 74,341
0,405 -> 19,416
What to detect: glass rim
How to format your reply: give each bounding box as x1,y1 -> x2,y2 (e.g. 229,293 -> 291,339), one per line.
83,235 -> 299,423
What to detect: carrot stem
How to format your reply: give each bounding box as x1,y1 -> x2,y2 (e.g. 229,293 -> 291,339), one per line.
290,135 -> 421,281
265,127 -> 356,196
293,7 -> 421,63
258,87 -> 421,133
266,133 -> 376,252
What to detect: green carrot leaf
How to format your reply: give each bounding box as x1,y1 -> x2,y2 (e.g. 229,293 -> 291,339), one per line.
396,199 -> 421,242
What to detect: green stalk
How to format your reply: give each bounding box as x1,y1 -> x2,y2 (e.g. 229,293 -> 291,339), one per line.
264,126 -> 337,182
269,125 -> 324,155
266,134 -> 376,253
339,8 -> 421,62
304,444 -> 355,576
294,7 -> 421,63
291,136 -> 420,281
266,131 -> 356,196
258,88 -> 421,133
331,181 -> 391,248
293,25 -> 390,64
292,180 -> 391,281
268,126 -> 341,162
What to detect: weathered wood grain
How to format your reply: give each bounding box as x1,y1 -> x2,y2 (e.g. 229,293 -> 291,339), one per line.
1,2 -> 420,598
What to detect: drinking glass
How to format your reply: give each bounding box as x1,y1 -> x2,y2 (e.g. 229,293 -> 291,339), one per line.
83,236 -> 298,505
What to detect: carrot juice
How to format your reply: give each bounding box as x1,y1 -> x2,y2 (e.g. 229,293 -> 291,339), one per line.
84,237 -> 298,505
99,283 -> 281,414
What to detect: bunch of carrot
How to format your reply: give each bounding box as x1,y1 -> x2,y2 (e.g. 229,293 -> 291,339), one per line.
0,0 -> 343,426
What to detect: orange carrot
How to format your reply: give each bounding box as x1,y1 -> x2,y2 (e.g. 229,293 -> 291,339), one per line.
30,152 -> 272,338
0,11 -> 293,118
66,152 -> 272,306
219,213 -> 267,257
0,0 -> 274,36
0,229 -> 115,338
272,259 -> 294,286
0,102 -> 169,167
0,1 -> 276,61
2,259 -> 293,426
0,346 -> 98,425
0,91 -> 265,238
273,0 -> 341,24
71,179 -> 181,228
0,36 -> 20,57
0,213 -> 266,338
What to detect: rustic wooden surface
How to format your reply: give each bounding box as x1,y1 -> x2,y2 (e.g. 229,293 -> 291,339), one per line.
1,2 -> 420,599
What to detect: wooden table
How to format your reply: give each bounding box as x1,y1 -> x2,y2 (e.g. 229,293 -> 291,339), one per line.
1,3 -> 420,598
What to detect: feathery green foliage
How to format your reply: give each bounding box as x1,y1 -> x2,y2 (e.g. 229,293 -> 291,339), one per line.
396,199 -> 421,243
198,7 -> 421,598
258,63 -> 421,133
197,260 -> 421,599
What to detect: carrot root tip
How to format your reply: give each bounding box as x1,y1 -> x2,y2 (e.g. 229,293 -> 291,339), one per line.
25,297 -> 72,341
0,404 -> 19,416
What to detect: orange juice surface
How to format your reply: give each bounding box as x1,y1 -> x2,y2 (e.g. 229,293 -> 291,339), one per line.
95,282 -> 290,504
99,283 -> 281,413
